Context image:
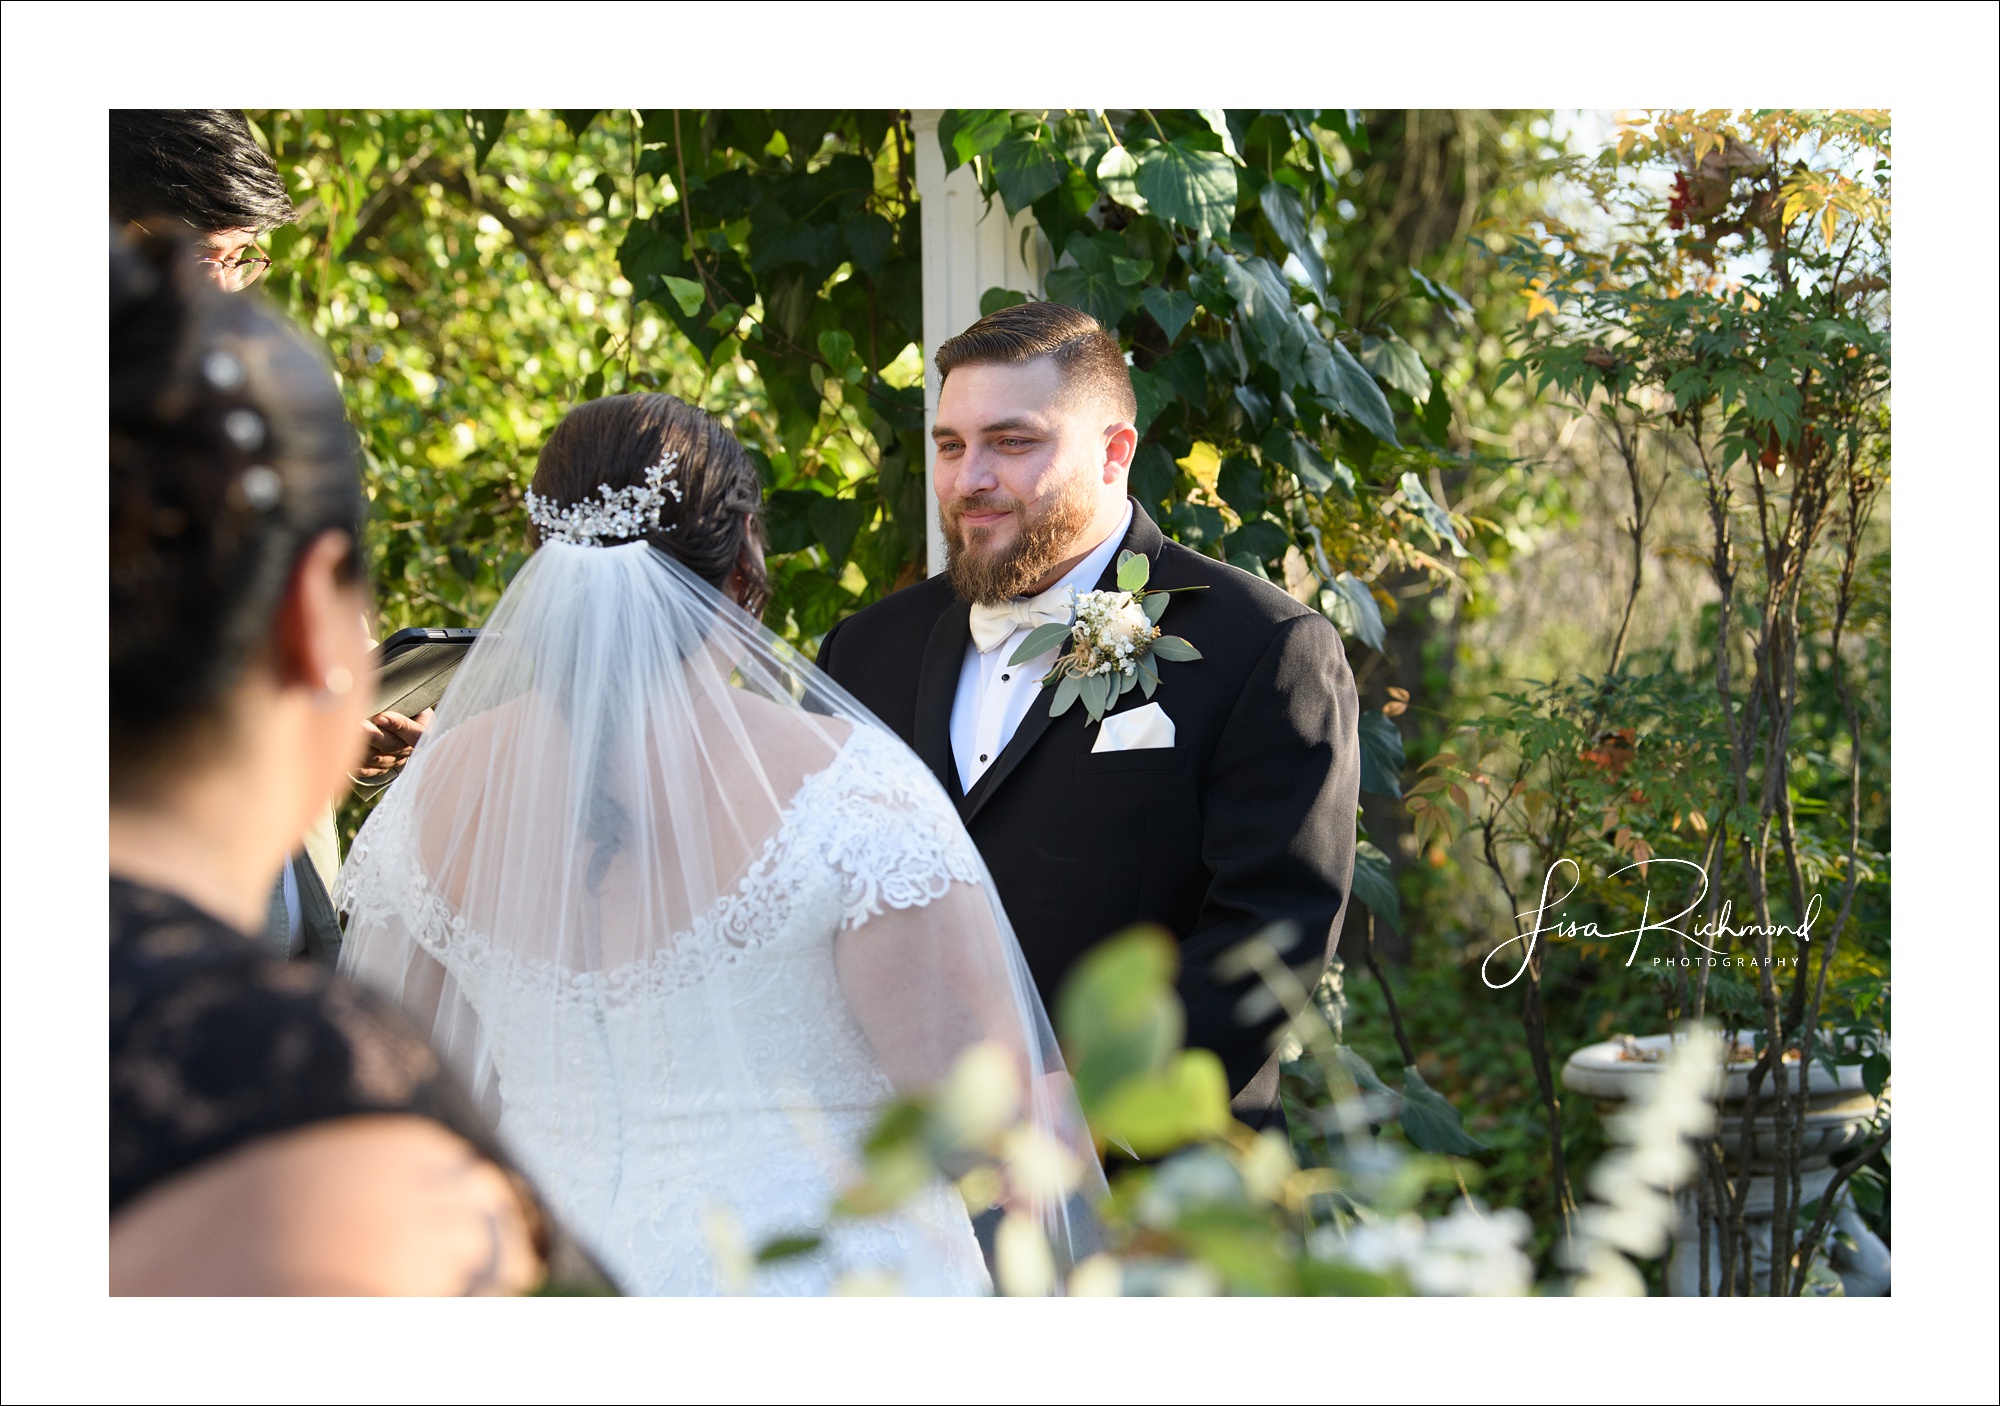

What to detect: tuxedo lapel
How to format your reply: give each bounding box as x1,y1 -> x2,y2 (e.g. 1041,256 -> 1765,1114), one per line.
914,598 -> 970,803
960,500 -> 1165,824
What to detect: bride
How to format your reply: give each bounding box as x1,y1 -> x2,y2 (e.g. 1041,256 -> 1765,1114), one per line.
337,394 -> 1100,1294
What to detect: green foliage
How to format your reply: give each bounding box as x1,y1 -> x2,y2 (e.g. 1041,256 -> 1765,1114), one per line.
943,109 -> 1484,645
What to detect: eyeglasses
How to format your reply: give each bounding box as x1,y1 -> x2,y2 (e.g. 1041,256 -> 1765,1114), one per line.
197,248 -> 274,291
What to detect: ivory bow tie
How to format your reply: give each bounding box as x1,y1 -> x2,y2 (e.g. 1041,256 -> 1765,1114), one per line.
967,594 -> 1073,654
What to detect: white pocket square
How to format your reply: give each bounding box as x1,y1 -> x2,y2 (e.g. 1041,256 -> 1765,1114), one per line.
1093,701 -> 1176,753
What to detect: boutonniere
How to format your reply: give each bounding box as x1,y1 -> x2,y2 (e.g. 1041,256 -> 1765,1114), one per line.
1008,550 -> 1204,723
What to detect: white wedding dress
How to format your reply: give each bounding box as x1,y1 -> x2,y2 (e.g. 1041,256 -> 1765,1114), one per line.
337,542 -> 1093,1295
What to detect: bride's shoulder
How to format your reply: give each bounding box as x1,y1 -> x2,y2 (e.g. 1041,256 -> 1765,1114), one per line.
720,688 -> 855,792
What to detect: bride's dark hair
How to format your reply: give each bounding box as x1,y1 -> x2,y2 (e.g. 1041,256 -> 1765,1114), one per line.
529,393 -> 768,614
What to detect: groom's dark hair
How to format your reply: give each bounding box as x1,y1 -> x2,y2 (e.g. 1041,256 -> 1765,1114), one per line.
934,301 -> 1137,421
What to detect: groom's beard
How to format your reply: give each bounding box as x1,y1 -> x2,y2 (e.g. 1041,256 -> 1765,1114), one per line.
942,477 -> 1098,605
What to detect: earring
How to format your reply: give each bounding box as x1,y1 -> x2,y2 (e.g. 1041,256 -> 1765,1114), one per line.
313,666 -> 355,709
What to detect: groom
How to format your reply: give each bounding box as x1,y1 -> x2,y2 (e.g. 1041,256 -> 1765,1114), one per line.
818,302 -> 1359,1130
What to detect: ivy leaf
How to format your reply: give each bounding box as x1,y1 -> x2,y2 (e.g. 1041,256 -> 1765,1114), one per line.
1130,368 -> 1170,435
1351,839 -> 1401,927
660,276 -> 705,318
1309,335 -> 1400,446
1399,1065 -> 1487,1156
1361,334 -> 1431,401
1258,180 -> 1328,301
1321,572 -> 1386,653
466,109 -> 511,171
991,128 -> 1068,216
1129,442 -> 1177,507
1140,287 -> 1198,343
1117,549 -> 1150,592
1095,144 -> 1148,213
980,286 -> 1029,317
1217,455 -> 1266,518
1224,518 -> 1288,563
1357,709 -> 1405,797
1047,234 -> 1137,329
842,212 -> 895,277
939,109 -> 1012,173
1111,254 -> 1154,287
1398,471 -> 1468,557
1862,1051 -> 1890,1098
1052,110 -> 1110,175
1408,266 -> 1473,325
1135,135 -> 1237,238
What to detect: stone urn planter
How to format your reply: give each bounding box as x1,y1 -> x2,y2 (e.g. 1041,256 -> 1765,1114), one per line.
1562,1032 -> 1889,1296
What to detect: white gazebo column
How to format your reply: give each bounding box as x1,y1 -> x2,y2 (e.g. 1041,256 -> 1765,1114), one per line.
911,110 -> 1048,577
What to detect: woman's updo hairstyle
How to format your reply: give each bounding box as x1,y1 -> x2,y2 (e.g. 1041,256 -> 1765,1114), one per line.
528,393 -> 768,613
110,226 -> 366,777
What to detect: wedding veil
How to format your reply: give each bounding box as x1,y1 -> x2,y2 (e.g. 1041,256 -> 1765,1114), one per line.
336,540 -> 1102,1292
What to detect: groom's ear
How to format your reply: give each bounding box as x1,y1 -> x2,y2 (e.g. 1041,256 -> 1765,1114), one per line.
1101,420 -> 1138,485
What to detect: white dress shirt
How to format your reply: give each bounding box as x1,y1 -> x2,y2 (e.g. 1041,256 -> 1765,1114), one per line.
950,503 -> 1133,795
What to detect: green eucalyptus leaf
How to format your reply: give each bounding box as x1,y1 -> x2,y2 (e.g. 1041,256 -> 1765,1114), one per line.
1117,549 -> 1150,592
1135,136 -> 1237,238
1010,621 -> 1074,664
1150,636 -> 1201,663
1080,671 -> 1111,720
1050,672 -> 1083,717
1142,592 -> 1170,624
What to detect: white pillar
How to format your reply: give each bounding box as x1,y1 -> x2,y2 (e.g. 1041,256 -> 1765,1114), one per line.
911,110 -> 1048,577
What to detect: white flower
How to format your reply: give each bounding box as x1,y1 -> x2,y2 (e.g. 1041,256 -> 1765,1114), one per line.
1318,1203 -> 1534,1297
1070,588 -> 1158,677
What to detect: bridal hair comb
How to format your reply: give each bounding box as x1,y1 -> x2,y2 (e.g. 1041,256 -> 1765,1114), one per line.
526,449 -> 685,546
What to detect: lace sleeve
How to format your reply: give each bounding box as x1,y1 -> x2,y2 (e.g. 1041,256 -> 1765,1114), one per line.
817,727 -> 987,929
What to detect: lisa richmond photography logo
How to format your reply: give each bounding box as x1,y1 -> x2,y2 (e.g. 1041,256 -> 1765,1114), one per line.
1481,858 -> 1823,990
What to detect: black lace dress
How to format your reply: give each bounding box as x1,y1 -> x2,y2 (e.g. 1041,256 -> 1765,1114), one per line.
110,876 -> 612,1292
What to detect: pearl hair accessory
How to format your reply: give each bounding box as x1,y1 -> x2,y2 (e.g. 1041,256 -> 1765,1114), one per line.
525,449 -> 685,547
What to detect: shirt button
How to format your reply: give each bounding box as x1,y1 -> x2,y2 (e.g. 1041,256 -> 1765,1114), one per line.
979,753 -> 988,762
1001,673 -> 1010,681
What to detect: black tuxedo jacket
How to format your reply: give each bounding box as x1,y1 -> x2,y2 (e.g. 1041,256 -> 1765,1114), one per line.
818,501 -> 1359,1122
